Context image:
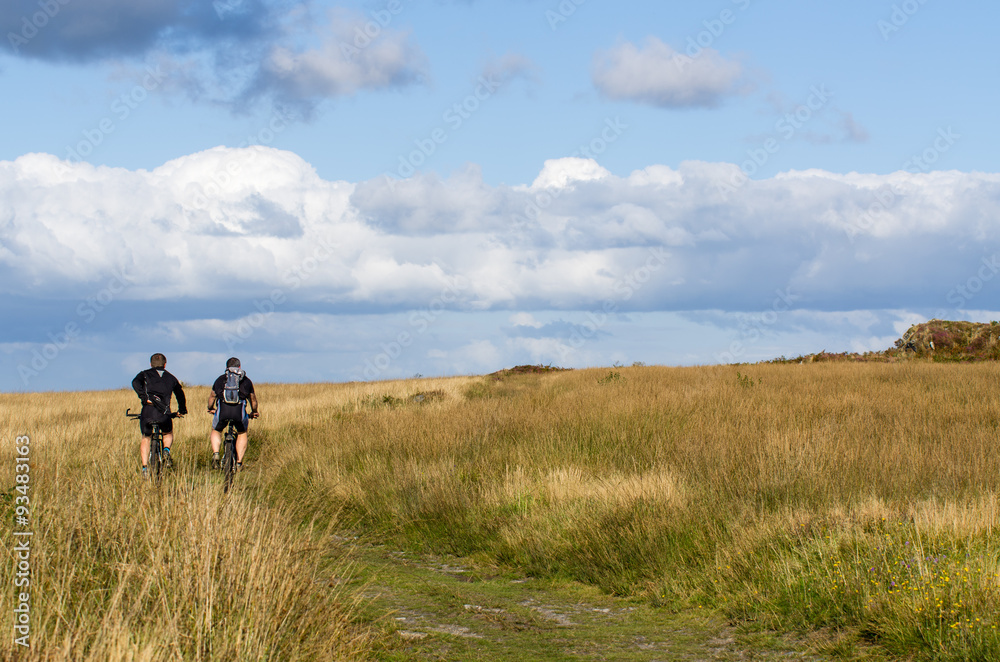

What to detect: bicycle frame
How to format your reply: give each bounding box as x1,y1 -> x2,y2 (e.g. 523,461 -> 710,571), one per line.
127,408 -> 177,483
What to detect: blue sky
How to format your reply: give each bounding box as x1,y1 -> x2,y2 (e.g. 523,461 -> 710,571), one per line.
2,0 -> 999,391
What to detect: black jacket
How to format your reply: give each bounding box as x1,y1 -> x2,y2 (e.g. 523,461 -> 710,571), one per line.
131,368 -> 188,421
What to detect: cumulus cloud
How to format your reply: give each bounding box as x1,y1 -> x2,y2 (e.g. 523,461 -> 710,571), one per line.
350,165 -> 501,235
2,148 -> 1000,321
531,157 -> 611,189
592,37 -> 747,108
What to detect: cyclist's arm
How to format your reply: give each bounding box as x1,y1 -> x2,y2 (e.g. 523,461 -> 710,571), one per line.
173,378 -> 188,416
249,392 -> 259,417
207,391 -> 218,412
131,372 -> 148,403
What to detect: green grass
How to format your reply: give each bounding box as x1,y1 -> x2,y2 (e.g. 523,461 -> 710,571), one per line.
4,363 -> 1000,659
349,543 -> 810,661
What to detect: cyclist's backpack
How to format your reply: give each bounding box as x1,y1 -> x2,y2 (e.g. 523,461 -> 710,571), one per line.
145,369 -> 170,414
222,367 -> 244,405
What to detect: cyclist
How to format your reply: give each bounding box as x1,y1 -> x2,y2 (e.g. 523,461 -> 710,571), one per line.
131,353 -> 187,477
207,357 -> 259,471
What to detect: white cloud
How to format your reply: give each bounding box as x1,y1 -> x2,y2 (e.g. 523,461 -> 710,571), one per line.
509,313 -> 543,328
254,10 -> 428,106
351,165 -> 500,234
508,336 -> 571,366
592,38 -> 747,108
850,335 -> 900,353
531,157 -> 611,189
2,147 -> 1000,319
892,312 -> 928,336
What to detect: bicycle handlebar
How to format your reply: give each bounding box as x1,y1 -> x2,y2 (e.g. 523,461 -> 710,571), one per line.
126,408 -> 181,420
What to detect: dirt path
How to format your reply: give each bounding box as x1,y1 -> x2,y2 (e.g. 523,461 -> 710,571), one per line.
342,543 -> 828,661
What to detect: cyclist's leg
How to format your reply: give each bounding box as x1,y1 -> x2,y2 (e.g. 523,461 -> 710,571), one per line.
139,417 -> 152,467
236,408 -> 249,462
209,408 -> 223,453
162,430 -> 174,468
209,429 -> 222,453
158,415 -> 174,451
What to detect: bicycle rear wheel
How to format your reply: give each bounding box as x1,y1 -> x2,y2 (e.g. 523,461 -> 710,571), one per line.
222,429 -> 236,493
151,427 -> 163,483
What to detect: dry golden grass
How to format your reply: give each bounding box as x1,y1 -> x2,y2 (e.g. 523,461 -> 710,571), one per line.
3,361 -> 1000,659
254,362 -> 1000,658
255,362 -> 1000,513
0,387 -> 372,661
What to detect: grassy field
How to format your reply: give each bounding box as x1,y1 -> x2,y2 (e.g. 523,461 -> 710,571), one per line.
3,362 -> 1000,660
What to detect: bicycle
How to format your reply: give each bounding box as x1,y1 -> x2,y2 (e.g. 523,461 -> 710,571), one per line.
209,405 -> 257,493
126,408 -> 178,483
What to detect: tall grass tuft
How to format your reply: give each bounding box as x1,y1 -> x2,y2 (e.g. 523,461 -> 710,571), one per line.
0,388 -> 370,661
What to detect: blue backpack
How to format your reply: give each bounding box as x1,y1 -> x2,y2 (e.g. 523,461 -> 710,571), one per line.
222,367 -> 244,405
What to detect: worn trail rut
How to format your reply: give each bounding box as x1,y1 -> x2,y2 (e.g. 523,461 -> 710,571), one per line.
342,544 -> 827,661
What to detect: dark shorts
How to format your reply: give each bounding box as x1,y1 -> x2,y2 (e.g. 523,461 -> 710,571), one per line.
213,403 -> 249,434
139,416 -> 173,437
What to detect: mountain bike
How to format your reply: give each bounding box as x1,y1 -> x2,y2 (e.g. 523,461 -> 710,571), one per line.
211,407 -> 257,493
126,408 -> 178,483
